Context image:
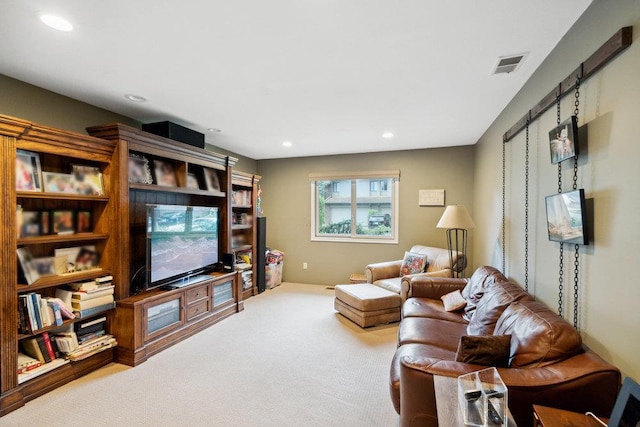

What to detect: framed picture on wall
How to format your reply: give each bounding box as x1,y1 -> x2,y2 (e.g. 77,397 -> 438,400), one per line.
548,116 -> 578,164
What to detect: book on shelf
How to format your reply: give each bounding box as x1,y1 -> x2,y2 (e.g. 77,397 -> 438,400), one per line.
47,296 -> 75,319
34,335 -> 52,363
71,294 -> 114,311
52,331 -> 78,354
18,358 -> 69,385
40,332 -> 57,361
66,335 -> 116,362
70,286 -> 114,300
17,352 -> 42,374
21,336 -> 45,363
73,301 -> 116,318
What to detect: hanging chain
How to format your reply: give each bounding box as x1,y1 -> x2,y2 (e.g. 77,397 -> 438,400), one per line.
573,74 -> 581,329
524,120 -> 529,292
556,92 -> 564,316
502,141 -> 506,274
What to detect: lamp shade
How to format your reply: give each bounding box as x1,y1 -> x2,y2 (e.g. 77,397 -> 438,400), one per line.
436,205 -> 476,229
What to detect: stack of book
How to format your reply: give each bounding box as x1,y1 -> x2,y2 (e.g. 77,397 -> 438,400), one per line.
57,275 -> 116,318
18,293 -> 74,333
17,352 -> 42,374
65,333 -> 117,362
74,316 -> 107,344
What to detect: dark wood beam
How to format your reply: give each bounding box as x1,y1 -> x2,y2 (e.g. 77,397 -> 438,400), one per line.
504,26 -> 632,142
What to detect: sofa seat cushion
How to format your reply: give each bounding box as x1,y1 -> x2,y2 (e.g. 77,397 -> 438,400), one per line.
402,298 -> 468,324
374,277 -> 402,294
461,265 -> 508,320
389,343 -> 457,414
334,283 -> 401,311
398,317 -> 468,350
494,300 -> 582,368
467,281 -> 533,336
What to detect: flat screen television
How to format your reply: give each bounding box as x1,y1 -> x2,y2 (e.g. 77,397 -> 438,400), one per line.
545,189 -> 589,245
146,204 -> 219,289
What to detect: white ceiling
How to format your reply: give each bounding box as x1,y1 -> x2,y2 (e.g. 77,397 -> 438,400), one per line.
0,1 -> 593,160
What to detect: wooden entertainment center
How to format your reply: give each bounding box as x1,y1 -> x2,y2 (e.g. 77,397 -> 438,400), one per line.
0,116 -> 261,414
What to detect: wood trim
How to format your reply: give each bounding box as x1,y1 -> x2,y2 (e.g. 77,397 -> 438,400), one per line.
504,26 -> 632,142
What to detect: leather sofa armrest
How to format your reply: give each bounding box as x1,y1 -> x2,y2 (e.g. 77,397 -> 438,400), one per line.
399,351 -> 620,427
365,260 -> 402,283
403,276 -> 468,300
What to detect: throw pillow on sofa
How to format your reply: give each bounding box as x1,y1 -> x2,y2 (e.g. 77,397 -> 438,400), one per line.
399,252 -> 428,276
441,290 -> 467,312
455,335 -> 511,368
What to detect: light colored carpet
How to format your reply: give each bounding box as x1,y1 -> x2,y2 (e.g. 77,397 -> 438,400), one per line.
3,283 -> 400,426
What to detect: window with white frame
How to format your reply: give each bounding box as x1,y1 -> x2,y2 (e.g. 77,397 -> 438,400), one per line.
309,170 -> 399,243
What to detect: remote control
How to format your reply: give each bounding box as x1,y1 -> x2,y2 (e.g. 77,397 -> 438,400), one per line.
487,401 -> 503,425
464,390 -> 482,401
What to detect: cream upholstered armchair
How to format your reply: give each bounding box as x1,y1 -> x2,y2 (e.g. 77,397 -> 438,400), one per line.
364,245 -> 464,301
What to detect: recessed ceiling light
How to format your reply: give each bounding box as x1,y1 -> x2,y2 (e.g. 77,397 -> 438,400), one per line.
282,141 -> 293,147
207,128 -> 222,133
40,14 -> 73,32
125,94 -> 147,102
382,132 -> 394,139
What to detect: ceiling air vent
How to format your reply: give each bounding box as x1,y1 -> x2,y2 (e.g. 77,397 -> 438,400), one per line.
492,52 -> 528,75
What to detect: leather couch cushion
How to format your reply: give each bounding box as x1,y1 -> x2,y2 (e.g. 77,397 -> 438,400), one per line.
409,245 -> 453,272
467,281 -> 532,336
494,300 -> 582,368
402,298 -> 468,324
389,343 -> 457,414
374,277 -> 401,294
461,266 -> 507,320
398,317 -> 467,350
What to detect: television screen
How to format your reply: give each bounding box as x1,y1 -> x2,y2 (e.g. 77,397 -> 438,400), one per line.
545,189 -> 588,245
147,204 -> 219,289
548,116 -> 579,164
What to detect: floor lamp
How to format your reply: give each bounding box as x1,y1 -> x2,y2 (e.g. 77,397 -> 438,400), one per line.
436,205 -> 475,278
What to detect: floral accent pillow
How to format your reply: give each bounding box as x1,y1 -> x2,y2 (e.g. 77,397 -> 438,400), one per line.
399,251 -> 428,276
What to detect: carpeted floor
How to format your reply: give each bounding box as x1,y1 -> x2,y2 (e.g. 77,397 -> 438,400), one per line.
3,283 -> 400,426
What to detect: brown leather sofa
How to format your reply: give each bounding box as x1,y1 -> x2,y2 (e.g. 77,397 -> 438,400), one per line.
365,245 -> 464,302
390,266 -> 621,426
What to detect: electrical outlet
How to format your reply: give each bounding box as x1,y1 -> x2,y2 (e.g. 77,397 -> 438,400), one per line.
303,262 -> 308,270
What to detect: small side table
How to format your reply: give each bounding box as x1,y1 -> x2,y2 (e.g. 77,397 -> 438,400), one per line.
434,375 -> 516,426
349,273 -> 367,283
533,405 -> 607,427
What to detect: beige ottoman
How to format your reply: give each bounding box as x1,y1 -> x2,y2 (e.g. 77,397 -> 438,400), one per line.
334,283 -> 401,328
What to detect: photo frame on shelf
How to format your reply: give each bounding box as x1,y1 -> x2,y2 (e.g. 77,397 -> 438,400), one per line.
153,159 -> 177,187
21,211 -> 41,237
204,168 -> 221,192
16,247 -> 37,284
548,116 -> 579,164
52,210 -> 75,234
42,172 -> 75,194
71,165 -> 104,195
128,153 -> 153,184
54,245 -> 99,273
31,257 -> 57,277
16,149 -> 42,192
40,211 -> 51,235
186,173 -> 200,190
77,210 -> 92,233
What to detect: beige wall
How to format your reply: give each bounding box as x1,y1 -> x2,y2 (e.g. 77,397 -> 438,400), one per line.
258,146 -> 475,285
473,0 -> 640,379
